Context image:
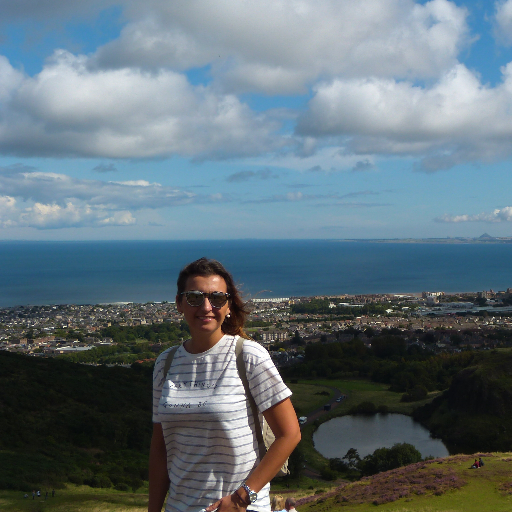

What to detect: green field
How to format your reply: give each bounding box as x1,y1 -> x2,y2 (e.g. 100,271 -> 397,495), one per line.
0,486 -> 147,512
287,382 -> 336,415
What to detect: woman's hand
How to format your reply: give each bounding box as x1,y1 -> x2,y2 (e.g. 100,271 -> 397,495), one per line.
205,491 -> 248,512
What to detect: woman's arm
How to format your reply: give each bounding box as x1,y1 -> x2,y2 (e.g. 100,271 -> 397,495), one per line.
148,423 -> 170,512
206,397 -> 301,512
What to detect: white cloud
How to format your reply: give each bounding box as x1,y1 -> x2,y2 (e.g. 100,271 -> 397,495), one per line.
436,207 -> 512,222
0,0 -> 510,172
0,167 -> 195,209
0,166 -> 205,230
92,0 -> 470,94
0,197 -> 136,230
494,0 -> 512,45
0,51 -> 280,159
0,195 -> 17,227
297,63 -> 512,170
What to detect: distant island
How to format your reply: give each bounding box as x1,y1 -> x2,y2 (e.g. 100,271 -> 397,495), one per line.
342,233 -> 512,243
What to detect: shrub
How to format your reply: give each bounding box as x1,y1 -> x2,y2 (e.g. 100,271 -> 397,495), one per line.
401,385 -> 428,402
359,443 -> 422,476
350,401 -> 377,414
320,467 -> 338,481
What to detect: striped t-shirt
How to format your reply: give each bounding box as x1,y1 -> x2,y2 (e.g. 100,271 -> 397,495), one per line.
152,335 -> 292,512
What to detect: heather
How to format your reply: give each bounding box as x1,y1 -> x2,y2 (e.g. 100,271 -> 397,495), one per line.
297,453 -> 512,511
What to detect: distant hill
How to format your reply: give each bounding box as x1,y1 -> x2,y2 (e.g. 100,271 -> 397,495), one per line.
0,352 -> 154,491
413,351 -> 512,453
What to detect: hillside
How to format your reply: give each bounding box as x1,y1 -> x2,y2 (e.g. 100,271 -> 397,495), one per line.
413,351 -> 512,453
0,352 -> 154,491
297,452 -> 512,512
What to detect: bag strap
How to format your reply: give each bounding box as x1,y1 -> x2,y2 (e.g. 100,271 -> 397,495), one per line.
163,345 -> 180,378
235,337 -> 266,460
163,338 -> 268,462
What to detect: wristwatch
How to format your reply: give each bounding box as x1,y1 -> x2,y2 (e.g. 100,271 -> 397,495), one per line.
241,482 -> 258,504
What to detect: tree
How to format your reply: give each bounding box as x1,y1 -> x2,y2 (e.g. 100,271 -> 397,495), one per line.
450,333 -> 463,346
364,326 -> 375,338
342,448 -> 361,470
291,330 -> 304,346
401,385 -> 428,402
359,443 -> 422,476
285,444 -> 305,479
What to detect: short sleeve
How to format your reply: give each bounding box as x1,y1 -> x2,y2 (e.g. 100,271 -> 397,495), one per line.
242,339 -> 292,413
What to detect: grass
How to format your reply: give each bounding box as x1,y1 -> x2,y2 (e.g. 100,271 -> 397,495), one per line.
312,379 -> 442,416
287,382 -> 335,415
0,486 -> 148,512
296,453 -> 512,512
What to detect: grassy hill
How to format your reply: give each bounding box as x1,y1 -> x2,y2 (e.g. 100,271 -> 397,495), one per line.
296,452 -> 512,512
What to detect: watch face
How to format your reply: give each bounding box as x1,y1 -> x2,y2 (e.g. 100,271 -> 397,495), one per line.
242,484 -> 257,504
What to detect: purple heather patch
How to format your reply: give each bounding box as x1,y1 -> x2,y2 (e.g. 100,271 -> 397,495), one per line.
297,456 -> 476,507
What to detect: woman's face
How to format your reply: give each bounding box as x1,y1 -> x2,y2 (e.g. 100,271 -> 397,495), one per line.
176,274 -> 231,342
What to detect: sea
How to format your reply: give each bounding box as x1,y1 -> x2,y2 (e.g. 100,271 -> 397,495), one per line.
1,239 -> 512,308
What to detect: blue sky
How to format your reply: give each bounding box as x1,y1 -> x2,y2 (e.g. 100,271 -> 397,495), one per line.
1,0 -> 512,240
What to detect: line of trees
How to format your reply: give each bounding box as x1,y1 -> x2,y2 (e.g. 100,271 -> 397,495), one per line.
324,443 -> 423,480
283,336 -> 481,393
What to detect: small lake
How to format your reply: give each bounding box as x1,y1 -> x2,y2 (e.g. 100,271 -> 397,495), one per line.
313,414 -> 449,459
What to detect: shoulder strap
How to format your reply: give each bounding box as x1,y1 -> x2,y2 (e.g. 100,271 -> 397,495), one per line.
235,337 -> 265,457
163,345 -> 180,377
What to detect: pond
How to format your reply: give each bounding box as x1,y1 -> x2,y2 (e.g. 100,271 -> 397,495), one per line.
313,413 -> 449,459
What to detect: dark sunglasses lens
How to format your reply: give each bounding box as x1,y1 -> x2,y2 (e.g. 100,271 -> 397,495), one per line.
210,292 -> 228,307
186,291 -> 204,306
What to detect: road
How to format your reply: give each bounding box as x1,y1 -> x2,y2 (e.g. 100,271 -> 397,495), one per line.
299,385 -> 347,479
300,386 -> 346,426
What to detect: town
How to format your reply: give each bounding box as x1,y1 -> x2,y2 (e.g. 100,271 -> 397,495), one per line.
2,287 -> 512,362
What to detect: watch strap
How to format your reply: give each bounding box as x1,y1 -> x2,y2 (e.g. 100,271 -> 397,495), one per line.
241,483 -> 257,503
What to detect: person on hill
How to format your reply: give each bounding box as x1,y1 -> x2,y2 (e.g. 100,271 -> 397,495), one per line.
471,459 -> 479,468
270,495 -> 285,511
149,257 -> 301,512
479,457 -> 484,467
285,497 -> 297,512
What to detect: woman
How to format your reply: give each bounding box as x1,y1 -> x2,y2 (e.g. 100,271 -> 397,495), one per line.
149,257 -> 301,512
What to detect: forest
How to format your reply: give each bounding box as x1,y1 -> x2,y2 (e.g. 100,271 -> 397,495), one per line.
0,352 -> 154,491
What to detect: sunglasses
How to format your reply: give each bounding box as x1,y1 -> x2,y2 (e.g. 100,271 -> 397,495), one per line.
180,290 -> 230,308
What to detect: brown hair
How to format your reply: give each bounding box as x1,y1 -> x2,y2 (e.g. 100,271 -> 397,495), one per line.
176,257 -> 250,338
285,497 -> 296,509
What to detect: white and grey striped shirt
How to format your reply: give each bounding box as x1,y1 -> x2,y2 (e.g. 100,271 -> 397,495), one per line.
152,335 -> 292,512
